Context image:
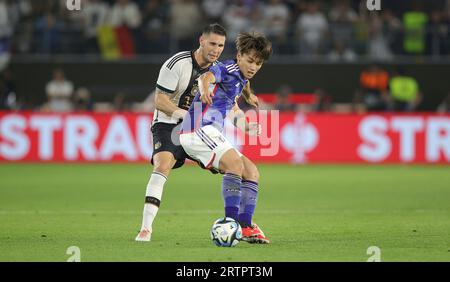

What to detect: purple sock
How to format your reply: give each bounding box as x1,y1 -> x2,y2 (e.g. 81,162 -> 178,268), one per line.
238,180 -> 258,227
222,173 -> 242,221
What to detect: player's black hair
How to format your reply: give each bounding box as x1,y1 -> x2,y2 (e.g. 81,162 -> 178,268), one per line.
235,32 -> 273,62
202,23 -> 227,37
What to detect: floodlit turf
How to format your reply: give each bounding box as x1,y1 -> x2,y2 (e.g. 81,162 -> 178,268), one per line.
0,163 -> 449,262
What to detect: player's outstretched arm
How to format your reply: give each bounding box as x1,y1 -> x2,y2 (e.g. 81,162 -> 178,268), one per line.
241,82 -> 259,108
154,89 -> 187,120
198,72 -> 216,105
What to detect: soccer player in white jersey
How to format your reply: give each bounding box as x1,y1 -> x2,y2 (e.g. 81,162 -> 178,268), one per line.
135,24 -> 227,242
179,32 -> 273,243
135,24 -> 262,242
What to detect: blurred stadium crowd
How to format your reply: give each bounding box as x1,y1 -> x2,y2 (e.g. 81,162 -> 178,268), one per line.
0,0 -> 449,58
1,0 -> 450,113
2,64 -> 449,113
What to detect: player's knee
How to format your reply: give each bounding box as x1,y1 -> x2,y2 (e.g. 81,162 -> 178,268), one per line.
153,153 -> 175,176
223,157 -> 244,176
153,162 -> 172,176
244,166 -> 260,182
242,158 -> 260,182
220,156 -> 244,176
219,149 -> 245,176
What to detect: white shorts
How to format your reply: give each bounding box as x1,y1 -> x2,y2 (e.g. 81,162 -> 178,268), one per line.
180,125 -> 242,170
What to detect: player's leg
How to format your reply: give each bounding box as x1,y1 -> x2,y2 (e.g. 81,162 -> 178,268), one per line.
240,156 -> 269,244
239,156 -> 259,227
180,125 -> 245,222
136,151 -> 176,241
218,149 -> 245,221
136,123 -> 181,242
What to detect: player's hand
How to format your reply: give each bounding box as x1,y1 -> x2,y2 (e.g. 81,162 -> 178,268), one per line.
246,122 -> 261,136
246,93 -> 259,108
200,91 -> 213,105
173,109 -> 188,120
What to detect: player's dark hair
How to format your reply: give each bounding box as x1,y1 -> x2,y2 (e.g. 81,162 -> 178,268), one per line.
235,32 -> 272,61
202,23 -> 227,37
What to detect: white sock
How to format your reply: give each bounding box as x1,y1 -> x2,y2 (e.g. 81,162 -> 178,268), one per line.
141,172 -> 167,231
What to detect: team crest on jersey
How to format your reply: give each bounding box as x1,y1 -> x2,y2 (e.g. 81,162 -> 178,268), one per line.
155,141 -> 162,150
190,83 -> 199,96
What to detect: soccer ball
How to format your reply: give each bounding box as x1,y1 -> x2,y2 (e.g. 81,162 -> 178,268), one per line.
210,217 -> 242,247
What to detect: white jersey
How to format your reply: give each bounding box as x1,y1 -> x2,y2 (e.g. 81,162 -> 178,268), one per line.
153,51 -> 214,125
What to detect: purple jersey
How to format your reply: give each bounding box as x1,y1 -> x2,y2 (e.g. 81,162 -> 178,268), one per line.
181,60 -> 247,133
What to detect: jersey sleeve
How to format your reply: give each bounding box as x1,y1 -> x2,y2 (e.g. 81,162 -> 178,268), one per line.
156,64 -> 180,94
209,64 -> 227,84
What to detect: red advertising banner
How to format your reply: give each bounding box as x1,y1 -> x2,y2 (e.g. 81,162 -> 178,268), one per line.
0,112 -> 449,164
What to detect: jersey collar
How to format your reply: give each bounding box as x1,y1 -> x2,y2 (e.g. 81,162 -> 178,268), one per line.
192,50 -> 211,72
232,59 -> 247,84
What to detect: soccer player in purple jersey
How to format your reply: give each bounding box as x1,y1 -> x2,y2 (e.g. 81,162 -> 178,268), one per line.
180,32 -> 272,244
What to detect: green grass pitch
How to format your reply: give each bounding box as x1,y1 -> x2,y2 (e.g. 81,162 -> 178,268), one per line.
0,163 -> 449,262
